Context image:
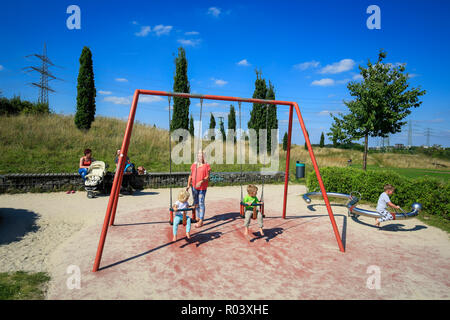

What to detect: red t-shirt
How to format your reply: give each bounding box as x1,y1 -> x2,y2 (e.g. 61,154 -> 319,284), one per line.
190,162 -> 211,190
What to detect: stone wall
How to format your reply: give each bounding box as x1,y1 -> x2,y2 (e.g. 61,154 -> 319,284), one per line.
0,171 -> 285,193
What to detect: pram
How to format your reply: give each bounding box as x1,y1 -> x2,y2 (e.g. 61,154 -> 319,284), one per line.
85,161 -> 107,198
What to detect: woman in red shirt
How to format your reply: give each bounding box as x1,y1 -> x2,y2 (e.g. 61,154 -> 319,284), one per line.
187,150 -> 211,228
78,148 -> 94,181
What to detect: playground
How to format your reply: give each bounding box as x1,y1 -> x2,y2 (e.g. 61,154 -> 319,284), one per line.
1,184 -> 449,299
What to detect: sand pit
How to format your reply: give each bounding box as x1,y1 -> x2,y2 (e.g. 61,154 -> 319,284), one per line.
0,185 -> 449,299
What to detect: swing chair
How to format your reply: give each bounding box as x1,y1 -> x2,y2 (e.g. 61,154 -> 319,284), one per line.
237,101 -> 266,220
167,96 -> 199,226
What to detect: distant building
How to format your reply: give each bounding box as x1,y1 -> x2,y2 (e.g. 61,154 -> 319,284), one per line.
394,143 -> 405,149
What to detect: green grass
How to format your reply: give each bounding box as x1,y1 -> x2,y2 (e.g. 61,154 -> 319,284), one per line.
351,164 -> 449,182
417,212 -> 450,233
0,271 -> 50,300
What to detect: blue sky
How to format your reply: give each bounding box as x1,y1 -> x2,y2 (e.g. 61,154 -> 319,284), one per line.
1,0 -> 449,147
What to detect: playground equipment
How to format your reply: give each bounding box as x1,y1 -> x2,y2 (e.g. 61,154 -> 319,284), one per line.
92,90 -> 346,272
302,191 -> 422,220
167,96 -> 197,226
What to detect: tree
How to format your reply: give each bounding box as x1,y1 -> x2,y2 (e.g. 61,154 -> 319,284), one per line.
248,69 -> 267,153
75,46 -> 96,130
218,117 -> 226,141
330,49 -> 426,170
319,132 -> 325,148
189,114 -> 194,137
282,132 -> 288,151
228,104 -> 236,143
265,80 -> 278,153
171,47 -> 190,137
304,130 -> 309,150
209,113 -> 216,141
327,117 -> 350,147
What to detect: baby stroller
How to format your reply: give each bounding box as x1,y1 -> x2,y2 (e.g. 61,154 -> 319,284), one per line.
85,161 -> 107,198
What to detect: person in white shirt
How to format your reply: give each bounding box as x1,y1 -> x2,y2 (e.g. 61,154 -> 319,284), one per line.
172,190 -> 194,241
375,184 -> 400,227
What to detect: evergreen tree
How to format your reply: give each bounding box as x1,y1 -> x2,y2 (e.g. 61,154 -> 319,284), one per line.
265,80 -> 278,153
248,69 -> 267,153
75,46 -> 96,130
320,132 -> 325,147
218,117 -> 226,141
189,114 -> 194,137
209,113 -> 216,141
171,47 -> 190,137
282,132 -> 288,151
228,104 -> 236,143
304,130 -> 309,150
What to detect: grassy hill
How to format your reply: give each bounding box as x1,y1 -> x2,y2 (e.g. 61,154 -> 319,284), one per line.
0,114 -> 449,181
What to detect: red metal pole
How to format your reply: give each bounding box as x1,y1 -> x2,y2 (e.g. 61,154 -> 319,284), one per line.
92,90 -> 140,272
292,102 -> 345,252
282,104 -> 293,219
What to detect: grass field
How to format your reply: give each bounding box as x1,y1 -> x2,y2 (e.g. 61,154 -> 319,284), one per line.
0,272 -> 50,300
1,114 -> 449,177
351,164 -> 450,182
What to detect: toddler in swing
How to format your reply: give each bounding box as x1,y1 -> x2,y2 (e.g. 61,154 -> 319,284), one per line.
172,190 -> 193,241
243,184 -> 264,237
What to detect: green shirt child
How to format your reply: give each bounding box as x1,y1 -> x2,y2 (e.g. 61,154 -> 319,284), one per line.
243,194 -> 259,210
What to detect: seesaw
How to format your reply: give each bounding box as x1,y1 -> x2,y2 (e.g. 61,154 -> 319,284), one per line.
302,191 -> 422,220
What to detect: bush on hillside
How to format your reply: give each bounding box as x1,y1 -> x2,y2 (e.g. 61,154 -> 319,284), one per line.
306,167 -> 449,219
0,96 -> 50,116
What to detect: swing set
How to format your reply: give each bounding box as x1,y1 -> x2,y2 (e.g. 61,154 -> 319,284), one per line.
92,90 -> 345,272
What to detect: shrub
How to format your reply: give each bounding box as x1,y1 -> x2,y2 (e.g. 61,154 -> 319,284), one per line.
306,167 -> 449,219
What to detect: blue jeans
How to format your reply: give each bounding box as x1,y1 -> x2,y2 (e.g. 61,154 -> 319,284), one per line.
173,213 -> 191,235
191,187 -> 207,220
78,168 -> 88,181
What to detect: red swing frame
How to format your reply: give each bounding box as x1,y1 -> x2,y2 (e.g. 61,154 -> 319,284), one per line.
92,90 -> 345,272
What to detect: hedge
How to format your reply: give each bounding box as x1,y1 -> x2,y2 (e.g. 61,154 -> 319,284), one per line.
306,167 -> 450,220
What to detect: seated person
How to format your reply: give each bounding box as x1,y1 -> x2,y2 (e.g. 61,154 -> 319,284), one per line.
79,148 -> 95,181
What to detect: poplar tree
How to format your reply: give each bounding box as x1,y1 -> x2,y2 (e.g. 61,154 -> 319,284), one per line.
320,132 -> 325,147
171,47 -> 190,137
283,132 -> 288,151
265,80 -> 278,153
227,104 -> 236,143
189,114 -> 194,137
248,69 -> 267,153
75,46 -> 96,130
209,113 -> 216,141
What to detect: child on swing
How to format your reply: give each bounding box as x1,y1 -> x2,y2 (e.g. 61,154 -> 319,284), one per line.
172,190 -> 194,242
243,184 -> 264,237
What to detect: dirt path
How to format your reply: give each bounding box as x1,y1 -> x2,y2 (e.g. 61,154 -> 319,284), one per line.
0,185 -> 449,299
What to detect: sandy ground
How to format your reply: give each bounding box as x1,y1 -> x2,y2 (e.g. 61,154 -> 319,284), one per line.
0,184 -> 449,300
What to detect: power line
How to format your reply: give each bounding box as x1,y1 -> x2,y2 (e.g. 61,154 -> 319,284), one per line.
23,43 -> 62,106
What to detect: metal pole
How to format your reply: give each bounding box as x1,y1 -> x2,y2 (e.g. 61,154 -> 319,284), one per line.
92,90 -> 140,272
292,102 -> 345,252
282,104 -> 293,219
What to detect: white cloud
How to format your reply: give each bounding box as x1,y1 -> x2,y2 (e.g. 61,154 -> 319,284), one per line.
98,90 -> 112,95
317,109 -> 345,116
115,78 -> 128,82
294,60 -> 320,71
352,74 -> 363,80
135,26 -> 151,37
185,31 -> 199,35
0,65 -> 4,71
408,73 -> 419,78
104,95 -> 163,106
211,78 -> 227,86
336,78 -> 350,84
140,96 -> 164,103
152,24 -> 173,36
311,78 -> 335,86
131,21 -> 138,25
104,96 -> 131,105
320,59 -> 355,74
177,39 -> 201,47
237,59 -> 251,66
207,7 -> 221,17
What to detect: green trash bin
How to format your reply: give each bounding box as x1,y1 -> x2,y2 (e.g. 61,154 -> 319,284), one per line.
296,161 -> 305,179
